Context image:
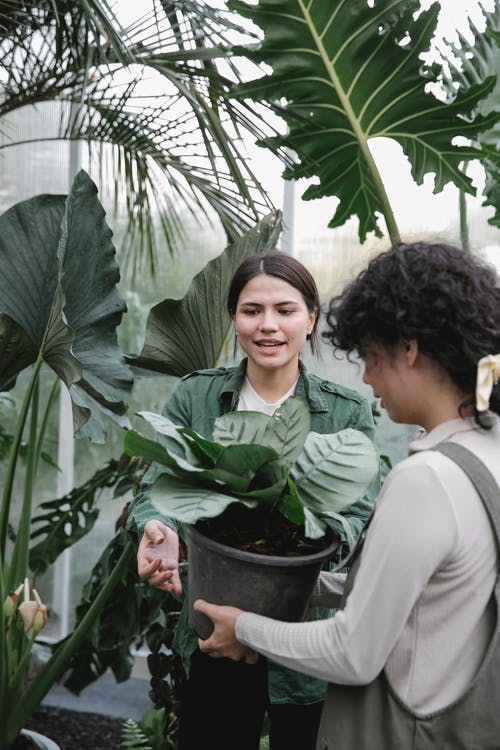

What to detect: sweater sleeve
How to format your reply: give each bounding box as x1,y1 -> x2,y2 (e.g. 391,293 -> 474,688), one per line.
236,458 -> 457,685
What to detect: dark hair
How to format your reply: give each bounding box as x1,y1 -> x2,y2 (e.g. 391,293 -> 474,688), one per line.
227,252 -> 321,354
324,241 -> 500,427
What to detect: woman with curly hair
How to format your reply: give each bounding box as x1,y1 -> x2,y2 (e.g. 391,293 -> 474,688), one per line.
196,241 -> 500,749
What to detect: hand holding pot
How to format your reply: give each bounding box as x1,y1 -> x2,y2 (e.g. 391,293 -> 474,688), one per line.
138,520 -> 182,595
195,599 -> 257,664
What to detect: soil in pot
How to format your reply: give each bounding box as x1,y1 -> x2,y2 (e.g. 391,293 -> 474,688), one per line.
196,504 -> 332,556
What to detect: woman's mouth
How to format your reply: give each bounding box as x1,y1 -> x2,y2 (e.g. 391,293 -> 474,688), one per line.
255,340 -> 284,349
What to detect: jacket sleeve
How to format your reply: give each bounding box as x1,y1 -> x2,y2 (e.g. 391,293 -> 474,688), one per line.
126,381 -> 192,541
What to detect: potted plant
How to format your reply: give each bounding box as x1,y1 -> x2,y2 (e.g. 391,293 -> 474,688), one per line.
0,169 -> 136,750
123,397 -> 379,638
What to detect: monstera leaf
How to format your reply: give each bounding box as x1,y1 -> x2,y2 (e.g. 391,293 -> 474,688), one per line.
439,9 -> 500,226
228,0 -> 499,243
127,211 -> 282,376
0,170 -> 133,440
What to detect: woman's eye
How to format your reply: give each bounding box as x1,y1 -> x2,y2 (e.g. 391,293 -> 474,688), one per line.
279,309 -> 294,315
242,309 -> 258,315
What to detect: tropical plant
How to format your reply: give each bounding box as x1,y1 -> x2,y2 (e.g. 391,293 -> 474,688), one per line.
226,0 -> 500,246
0,163 -> 283,742
435,3 -> 499,249
49,207 -> 279,693
0,0 -> 282,274
0,169 -> 137,749
123,398 -> 379,541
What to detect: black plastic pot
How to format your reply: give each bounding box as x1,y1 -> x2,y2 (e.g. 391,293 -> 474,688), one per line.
186,524 -> 340,639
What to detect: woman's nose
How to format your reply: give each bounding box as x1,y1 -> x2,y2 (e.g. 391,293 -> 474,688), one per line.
259,312 -> 279,331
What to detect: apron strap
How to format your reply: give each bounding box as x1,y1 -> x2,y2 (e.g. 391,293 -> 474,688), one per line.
433,442 -> 500,553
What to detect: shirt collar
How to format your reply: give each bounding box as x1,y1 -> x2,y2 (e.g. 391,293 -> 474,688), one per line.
408,417 -> 484,454
218,358 -> 328,413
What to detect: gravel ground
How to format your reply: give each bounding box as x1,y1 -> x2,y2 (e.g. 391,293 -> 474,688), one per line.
24,706 -> 123,750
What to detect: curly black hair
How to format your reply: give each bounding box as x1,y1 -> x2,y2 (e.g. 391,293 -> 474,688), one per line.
324,242 -> 500,426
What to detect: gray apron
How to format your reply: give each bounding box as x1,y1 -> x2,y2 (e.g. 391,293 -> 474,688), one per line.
317,442 -> 500,750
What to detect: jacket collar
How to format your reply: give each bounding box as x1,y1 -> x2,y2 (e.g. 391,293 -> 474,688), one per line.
295,360 -> 329,412
219,358 -> 329,413
219,359 -> 248,411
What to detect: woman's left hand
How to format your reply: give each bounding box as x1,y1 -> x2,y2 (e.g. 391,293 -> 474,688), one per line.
195,599 -> 258,664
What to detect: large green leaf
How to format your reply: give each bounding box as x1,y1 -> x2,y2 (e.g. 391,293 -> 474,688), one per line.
127,211 -> 282,376
0,170 -> 133,439
0,195 -> 67,387
125,403 -> 378,530
215,443 -> 281,489
263,398 -> 311,464
292,428 -> 379,516
137,411 -> 223,465
0,315 -> 38,391
123,429 -> 184,472
213,398 -> 310,465
228,0 -> 499,243
213,410 -> 273,447
149,473 -> 258,524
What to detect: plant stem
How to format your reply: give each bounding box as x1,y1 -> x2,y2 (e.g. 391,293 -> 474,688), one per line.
6,541 -> 135,746
8,378 -> 40,590
34,375 -> 60,476
0,564 -> 6,748
0,356 -> 44,566
459,187 -> 470,253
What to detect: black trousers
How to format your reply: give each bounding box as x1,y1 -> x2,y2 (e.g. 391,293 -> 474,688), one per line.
178,649 -> 323,750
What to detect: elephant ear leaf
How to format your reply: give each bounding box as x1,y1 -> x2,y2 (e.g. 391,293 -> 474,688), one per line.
0,315 -> 38,392
0,170 -> 133,441
127,211 -> 282,376
229,0 -> 499,242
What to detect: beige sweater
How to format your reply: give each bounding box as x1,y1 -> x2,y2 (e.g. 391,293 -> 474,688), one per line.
236,417 -> 500,713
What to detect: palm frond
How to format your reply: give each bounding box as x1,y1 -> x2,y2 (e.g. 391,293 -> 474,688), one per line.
0,0 -> 279,276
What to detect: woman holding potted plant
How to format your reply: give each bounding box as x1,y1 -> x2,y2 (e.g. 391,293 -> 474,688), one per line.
196,241 -> 500,750
128,252 -> 378,750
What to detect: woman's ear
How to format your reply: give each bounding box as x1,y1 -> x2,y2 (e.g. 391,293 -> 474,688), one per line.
403,339 -> 419,366
307,308 -> 318,334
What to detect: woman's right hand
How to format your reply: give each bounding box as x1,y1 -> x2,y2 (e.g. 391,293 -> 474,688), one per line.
137,520 -> 183,595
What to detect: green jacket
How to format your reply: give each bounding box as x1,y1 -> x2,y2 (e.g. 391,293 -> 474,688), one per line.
127,359 -> 379,705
